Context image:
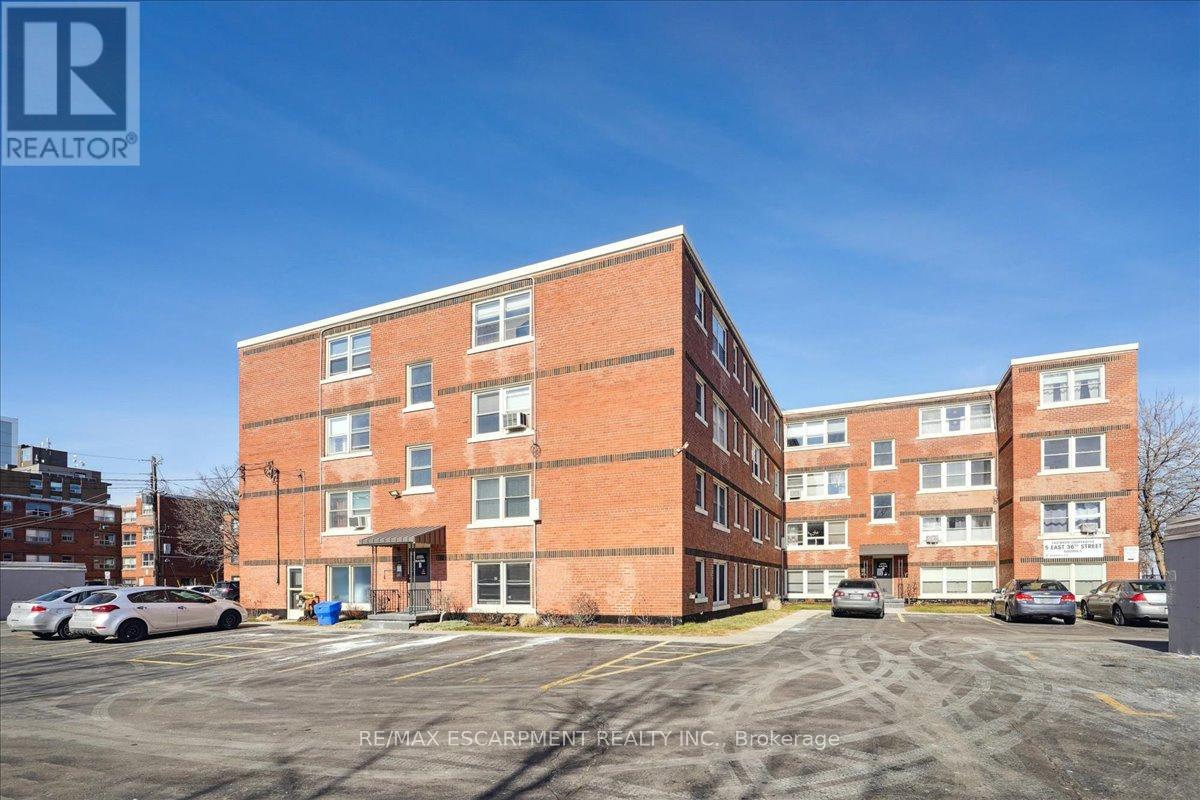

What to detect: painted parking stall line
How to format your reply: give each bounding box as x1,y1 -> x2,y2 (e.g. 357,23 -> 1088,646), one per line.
540,640 -> 754,690
393,636 -> 562,683
276,634 -> 462,674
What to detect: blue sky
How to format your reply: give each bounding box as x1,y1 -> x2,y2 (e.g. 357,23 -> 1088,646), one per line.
2,1 -> 1197,501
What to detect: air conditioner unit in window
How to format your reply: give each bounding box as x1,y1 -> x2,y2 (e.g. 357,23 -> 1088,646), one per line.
1078,522 -> 1100,536
503,411 -> 529,431
923,534 -> 941,545
350,516 -> 368,530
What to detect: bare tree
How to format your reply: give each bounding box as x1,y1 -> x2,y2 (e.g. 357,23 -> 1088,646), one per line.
1139,393 -> 1200,577
167,465 -> 240,573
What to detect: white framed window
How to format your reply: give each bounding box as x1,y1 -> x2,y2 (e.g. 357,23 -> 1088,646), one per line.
712,313 -> 728,367
70,483 -> 81,495
773,518 -> 781,549
752,566 -> 762,599
1041,364 -> 1104,407
786,519 -> 849,549
787,569 -> 847,598
712,481 -> 728,529
919,402 -> 993,437
474,561 -> 531,608
751,442 -> 762,480
326,330 -> 371,378
919,458 -> 993,491
1041,500 -> 1105,536
785,470 -> 848,500
25,529 -> 51,544
122,532 -> 136,546
772,466 -> 782,499
25,554 -> 50,563
122,556 -> 136,570
325,412 -> 370,456
693,557 -> 706,601
774,416 -> 783,448
328,564 -> 372,608
751,506 -> 762,541
713,561 -> 727,606
871,440 -> 895,469
785,417 -> 847,449
29,478 -> 42,491
473,385 -> 532,438
712,400 -> 728,451
407,361 -> 433,408
1041,562 -> 1105,595
473,474 -> 531,523
142,527 -> 155,541
693,279 -> 705,325
141,552 -> 155,567
871,493 -> 894,522
473,290 -> 532,348
49,480 -> 63,494
732,489 -> 741,529
326,490 -> 371,531
920,566 -> 995,598
920,514 -> 994,545
694,377 -> 706,422
751,378 -> 763,419
406,445 -> 433,491
93,508 -> 116,523
694,470 -> 706,512
1042,435 -> 1105,472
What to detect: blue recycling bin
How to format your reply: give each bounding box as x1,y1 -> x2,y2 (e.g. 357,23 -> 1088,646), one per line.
314,600 -> 342,626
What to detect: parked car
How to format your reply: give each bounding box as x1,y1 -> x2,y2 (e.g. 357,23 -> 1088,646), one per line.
1081,580 -> 1169,626
6,586 -> 98,639
69,586 -> 246,643
185,584 -> 216,595
991,579 -> 1076,624
831,578 -> 885,618
210,581 -> 240,601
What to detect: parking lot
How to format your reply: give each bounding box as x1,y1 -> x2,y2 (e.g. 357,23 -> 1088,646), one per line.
1,612 -> 1196,799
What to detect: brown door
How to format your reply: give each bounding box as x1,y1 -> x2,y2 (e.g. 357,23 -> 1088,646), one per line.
872,557 -> 894,595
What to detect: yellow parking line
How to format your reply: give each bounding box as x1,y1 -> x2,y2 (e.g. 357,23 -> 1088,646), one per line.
128,657 -> 215,667
540,642 -> 670,690
1093,692 -> 1175,718
394,639 -> 556,683
1023,652 -> 1039,661
167,651 -> 237,659
541,641 -> 755,691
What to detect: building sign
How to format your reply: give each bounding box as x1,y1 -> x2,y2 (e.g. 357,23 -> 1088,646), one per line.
1043,539 -> 1104,560
1123,546 -> 1139,563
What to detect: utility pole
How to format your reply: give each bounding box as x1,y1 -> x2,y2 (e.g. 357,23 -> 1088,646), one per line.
150,456 -> 161,585
263,461 -> 281,584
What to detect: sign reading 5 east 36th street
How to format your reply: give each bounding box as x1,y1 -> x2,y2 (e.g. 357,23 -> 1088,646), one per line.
1043,538 -> 1105,560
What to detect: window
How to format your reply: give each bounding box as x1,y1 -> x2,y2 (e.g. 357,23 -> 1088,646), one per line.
786,520 -> 848,548
473,385 -> 532,437
694,558 -> 706,600
694,377 -> 706,421
141,552 -> 155,567
1041,365 -> 1104,406
1042,500 -> 1105,536
1042,435 -> 1105,472
731,419 -> 740,455
751,443 -> 762,480
29,478 -> 43,491
473,474 -> 531,522
474,561 -> 531,608
325,412 -> 370,456
26,555 -> 50,563
694,470 -> 706,512
61,506 -> 74,516
871,440 -> 895,469
122,532 -> 136,546
919,458 -> 993,491
1,528 -> 11,539
122,510 -> 137,524
49,480 -> 63,494
1,500 -> 10,512
326,490 -> 371,531
919,402 -> 993,436
712,313 -> 728,367
95,533 -> 116,546
473,290 -> 531,348
712,482 -> 728,528
405,445 -> 433,490
93,508 -> 116,523
1,553 -> 11,561
871,493 -> 894,522
142,527 -> 155,541
752,566 -> 762,599
751,506 -> 762,541
751,378 -> 763,419
920,566 -> 996,597
27,502 -> 51,518
326,331 -> 371,378
773,518 -> 782,548
25,529 -> 51,544
70,483 -> 81,495
774,416 -> 783,448
712,400 -> 728,451
785,470 -> 848,500
61,531 -> 74,543
328,564 -> 372,607
122,556 -> 136,570
786,569 -> 848,597
785,417 -> 847,448
1041,562 -> 1105,595
920,514 -> 994,545
772,466 -> 782,499
693,279 -> 705,325
407,361 -> 433,407
713,562 -> 727,605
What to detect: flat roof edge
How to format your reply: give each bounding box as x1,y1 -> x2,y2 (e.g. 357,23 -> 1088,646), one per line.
1009,342 -> 1139,366
783,385 -> 998,417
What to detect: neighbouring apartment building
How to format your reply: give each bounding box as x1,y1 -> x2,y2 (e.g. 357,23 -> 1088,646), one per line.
783,343 -> 1139,601
238,227 -> 787,619
120,492 -> 231,587
0,445 -> 122,582
0,416 -> 17,467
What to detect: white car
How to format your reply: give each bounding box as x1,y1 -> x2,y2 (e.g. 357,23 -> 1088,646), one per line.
185,584 -> 216,595
69,586 -> 246,642
6,586 -> 99,639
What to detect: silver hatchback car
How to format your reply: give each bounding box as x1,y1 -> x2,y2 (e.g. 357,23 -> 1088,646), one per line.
6,586 -> 98,639
1081,580 -> 1169,626
69,586 -> 246,642
991,579 -> 1077,624
831,578 -> 885,618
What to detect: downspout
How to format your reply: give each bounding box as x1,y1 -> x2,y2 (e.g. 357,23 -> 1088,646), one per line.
528,279 -> 539,613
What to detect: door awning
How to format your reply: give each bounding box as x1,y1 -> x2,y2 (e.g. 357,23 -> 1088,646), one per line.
357,526 -> 444,546
859,543 -> 909,556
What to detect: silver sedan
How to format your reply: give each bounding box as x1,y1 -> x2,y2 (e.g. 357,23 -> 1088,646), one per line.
6,586 -> 99,639
991,579 -> 1077,624
1081,580 -> 1169,626
831,579 -> 885,618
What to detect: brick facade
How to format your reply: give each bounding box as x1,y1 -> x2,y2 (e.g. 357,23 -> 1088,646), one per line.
119,493 -> 226,587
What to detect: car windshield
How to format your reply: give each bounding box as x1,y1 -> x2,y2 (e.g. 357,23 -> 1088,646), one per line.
31,589 -> 73,602
838,580 -> 876,590
1130,581 -> 1167,591
80,592 -> 117,606
1016,581 -> 1068,592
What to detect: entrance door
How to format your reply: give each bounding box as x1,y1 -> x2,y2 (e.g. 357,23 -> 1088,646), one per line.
409,548 -> 430,611
872,557 -> 894,595
286,566 -> 304,620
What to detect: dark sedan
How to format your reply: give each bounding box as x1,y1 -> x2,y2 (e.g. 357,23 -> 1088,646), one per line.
991,579 -> 1076,624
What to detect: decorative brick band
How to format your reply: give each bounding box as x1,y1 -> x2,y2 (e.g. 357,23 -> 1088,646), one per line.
240,242 -> 675,356
910,559 -> 996,568
684,450 -> 784,516
438,448 -> 677,480
437,347 -> 675,397
685,353 -> 784,471
244,396 -> 406,431
1019,555 -> 1121,564
1019,424 -> 1131,439
786,513 -> 868,523
684,547 -> 782,569
243,475 -> 403,499
443,545 -> 676,562
785,562 -> 859,570
1016,353 -> 1125,373
784,462 -> 865,474
898,507 -> 994,517
900,452 -> 994,464
1018,489 -> 1131,502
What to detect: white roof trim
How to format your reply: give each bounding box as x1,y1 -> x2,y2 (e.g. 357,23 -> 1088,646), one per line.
783,385 -> 997,417
237,226 -> 686,349
1009,342 -> 1138,366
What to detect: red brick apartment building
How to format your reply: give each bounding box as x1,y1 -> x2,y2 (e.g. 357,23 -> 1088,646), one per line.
237,227 -> 787,619
1,445 -> 122,582
120,493 -> 226,587
783,343 -> 1139,601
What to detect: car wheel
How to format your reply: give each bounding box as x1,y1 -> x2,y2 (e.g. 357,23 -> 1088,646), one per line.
217,610 -> 241,631
116,619 -> 148,643
1063,615 -> 1076,625
877,609 -> 885,619
1082,602 -> 1094,620
32,631 -> 55,640
830,609 -> 839,618
84,635 -> 106,643
56,618 -> 74,639
1112,606 -> 1126,626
